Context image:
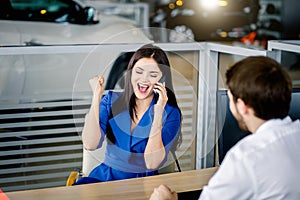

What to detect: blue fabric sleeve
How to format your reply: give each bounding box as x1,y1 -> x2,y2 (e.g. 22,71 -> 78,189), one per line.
99,92 -> 112,135
98,91 -> 121,148
161,106 -> 181,154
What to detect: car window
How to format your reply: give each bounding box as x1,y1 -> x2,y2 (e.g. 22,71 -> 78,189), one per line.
3,0 -> 79,23
11,0 -> 68,12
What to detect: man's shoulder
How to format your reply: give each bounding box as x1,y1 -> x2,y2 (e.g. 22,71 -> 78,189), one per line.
225,135 -> 257,160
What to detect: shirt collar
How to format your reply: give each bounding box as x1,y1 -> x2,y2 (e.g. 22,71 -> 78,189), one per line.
255,116 -> 292,134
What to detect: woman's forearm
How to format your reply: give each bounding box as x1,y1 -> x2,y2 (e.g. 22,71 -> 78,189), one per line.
144,105 -> 166,169
81,96 -> 102,150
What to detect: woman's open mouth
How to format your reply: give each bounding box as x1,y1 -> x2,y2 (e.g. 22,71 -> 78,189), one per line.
137,83 -> 150,94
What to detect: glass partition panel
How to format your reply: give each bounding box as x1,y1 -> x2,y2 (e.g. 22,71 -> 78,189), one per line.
215,40 -> 300,167
218,53 -> 247,89
200,42 -> 268,168
280,51 -> 300,87
0,43 -> 201,192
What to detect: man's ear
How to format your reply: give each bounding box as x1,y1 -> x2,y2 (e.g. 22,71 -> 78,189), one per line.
236,98 -> 248,115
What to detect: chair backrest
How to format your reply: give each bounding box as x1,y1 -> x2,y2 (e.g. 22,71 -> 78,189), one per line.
217,90 -> 250,164
82,140 -> 107,176
289,88 -> 300,121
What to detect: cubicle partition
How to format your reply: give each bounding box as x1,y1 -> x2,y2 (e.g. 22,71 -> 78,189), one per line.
268,40 -> 300,87
0,43 -> 202,192
216,40 -> 300,166
196,42 -> 268,168
1,41 -> 299,192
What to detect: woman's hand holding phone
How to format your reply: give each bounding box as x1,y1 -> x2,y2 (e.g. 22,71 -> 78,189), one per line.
154,77 -> 168,109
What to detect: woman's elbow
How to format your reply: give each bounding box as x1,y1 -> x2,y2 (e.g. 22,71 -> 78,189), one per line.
145,151 -> 166,170
146,162 -> 160,170
82,135 -> 102,151
83,144 -> 97,151
83,141 -> 101,151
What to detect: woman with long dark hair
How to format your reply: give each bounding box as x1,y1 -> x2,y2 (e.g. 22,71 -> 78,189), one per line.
76,44 -> 182,184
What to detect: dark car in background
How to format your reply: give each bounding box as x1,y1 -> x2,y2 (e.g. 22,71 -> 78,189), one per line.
151,0 -> 260,42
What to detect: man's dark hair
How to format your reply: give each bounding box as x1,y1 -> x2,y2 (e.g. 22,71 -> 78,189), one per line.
226,56 -> 292,120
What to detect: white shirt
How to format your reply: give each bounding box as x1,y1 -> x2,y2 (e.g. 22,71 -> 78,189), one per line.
200,117 -> 300,200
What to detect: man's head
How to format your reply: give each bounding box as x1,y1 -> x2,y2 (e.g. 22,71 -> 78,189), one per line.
226,56 -> 292,131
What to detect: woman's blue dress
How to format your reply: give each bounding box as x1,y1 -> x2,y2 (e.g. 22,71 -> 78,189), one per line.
76,91 -> 181,184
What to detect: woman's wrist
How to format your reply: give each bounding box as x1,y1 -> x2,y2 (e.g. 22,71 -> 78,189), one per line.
150,104 -> 164,133
154,104 -> 164,114
154,105 -> 164,120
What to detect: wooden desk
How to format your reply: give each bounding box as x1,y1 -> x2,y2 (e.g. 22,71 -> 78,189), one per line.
6,167 -> 218,200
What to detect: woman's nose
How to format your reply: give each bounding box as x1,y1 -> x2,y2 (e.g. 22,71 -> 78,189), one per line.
142,73 -> 150,81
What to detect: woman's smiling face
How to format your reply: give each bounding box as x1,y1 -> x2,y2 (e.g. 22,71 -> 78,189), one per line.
131,57 -> 162,100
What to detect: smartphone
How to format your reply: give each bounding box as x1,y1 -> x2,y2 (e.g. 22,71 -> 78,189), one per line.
158,75 -> 166,83
154,75 -> 166,95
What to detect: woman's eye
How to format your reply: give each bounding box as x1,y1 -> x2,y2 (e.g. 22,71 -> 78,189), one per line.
136,70 -> 142,74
